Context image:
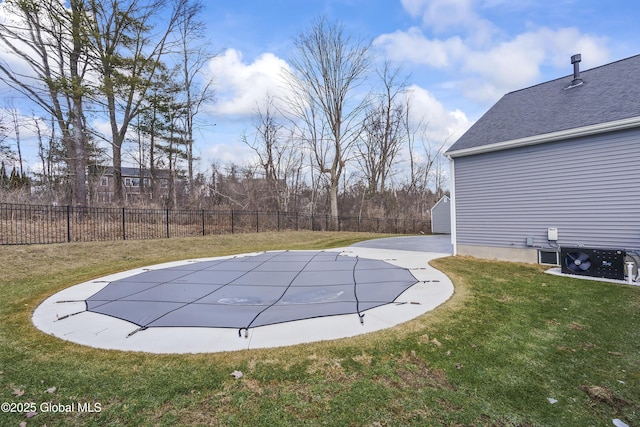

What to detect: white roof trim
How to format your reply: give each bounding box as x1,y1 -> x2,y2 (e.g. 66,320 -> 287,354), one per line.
447,116 -> 640,158
430,195 -> 450,212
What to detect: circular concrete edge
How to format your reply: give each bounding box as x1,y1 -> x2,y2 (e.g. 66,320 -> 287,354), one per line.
32,247 -> 454,354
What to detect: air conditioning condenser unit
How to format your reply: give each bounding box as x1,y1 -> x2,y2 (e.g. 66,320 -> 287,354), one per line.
560,247 -> 626,280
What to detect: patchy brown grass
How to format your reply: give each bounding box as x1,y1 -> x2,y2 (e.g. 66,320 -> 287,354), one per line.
580,385 -> 630,412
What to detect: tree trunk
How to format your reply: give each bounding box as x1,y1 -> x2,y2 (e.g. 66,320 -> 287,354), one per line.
329,176 -> 339,229
71,105 -> 86,205
112,140 -> 123,203
70,0 -> 87,206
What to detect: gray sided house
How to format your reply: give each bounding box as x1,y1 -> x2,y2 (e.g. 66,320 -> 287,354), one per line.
431,195 -> 451,234
446,54 -> 640,264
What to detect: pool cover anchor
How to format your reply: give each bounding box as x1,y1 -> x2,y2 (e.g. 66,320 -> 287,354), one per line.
55,310 -> 85,321
126,326 -> 147,338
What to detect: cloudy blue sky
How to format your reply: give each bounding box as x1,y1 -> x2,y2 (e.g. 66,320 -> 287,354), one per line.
2,0 -> 640,175
198,0 -> 639,166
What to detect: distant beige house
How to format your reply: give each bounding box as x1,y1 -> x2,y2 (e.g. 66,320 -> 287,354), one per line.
90,166 -> 171,203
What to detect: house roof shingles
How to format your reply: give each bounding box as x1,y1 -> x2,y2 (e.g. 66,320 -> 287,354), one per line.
446,54 -> 640,155
100,167 -> 170,179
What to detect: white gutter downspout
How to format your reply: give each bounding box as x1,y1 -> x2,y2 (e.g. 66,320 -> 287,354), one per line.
448,155 -> 457,256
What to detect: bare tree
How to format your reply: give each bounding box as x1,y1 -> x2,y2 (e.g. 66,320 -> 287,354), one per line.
0,110 -> 12,165
33,116 -> 65,201
243,94 -> 304,211
284,16 -> 371,227
431,151 -> 448,199
2,107 -> 24,176
404,98 -> 450,216
356,62 -> 407,195
0,0 -> 90,204
409,128 -> 448,196
175,0 -> 215,188
405,100 -> 423,195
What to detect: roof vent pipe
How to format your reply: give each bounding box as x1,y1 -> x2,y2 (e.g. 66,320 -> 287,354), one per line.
566,53 -> 583,89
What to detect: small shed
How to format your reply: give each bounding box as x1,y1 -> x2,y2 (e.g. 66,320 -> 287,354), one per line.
430,195 -> 451,234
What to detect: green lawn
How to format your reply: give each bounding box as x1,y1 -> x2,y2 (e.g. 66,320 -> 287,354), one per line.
1,232 -> 638,426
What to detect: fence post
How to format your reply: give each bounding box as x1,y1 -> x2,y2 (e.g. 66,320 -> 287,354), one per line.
231,210 -> 234,234
66,205 -> 71,242
165,209 -> 169,238
256,210 -> 259,233
277,210 -> 280,231
121,207 -> 126,240
201,210 -> 205,236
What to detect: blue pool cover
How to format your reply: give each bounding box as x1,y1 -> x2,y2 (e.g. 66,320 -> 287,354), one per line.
85,251 -> 418,336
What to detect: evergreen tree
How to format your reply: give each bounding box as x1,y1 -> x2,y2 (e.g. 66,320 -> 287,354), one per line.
9,166 -> 19,189
21,171 -> 30,189
0,162 -> 7,189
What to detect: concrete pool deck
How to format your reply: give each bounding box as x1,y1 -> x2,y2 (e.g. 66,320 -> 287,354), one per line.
32,236 -> 454,354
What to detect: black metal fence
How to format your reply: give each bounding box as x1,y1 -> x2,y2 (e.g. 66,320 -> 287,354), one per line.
0,203 -> 431,245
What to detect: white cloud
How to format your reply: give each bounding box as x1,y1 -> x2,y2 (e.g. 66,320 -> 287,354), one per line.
377,0 -> 613,106
401,0 -> 475,31
204,141 -> 256,167
90,118 -> 113,139
400,0 -> 497,43
208,49 -> 290,116
462,32 -> 547,89
542,28 -> 610,69
462,27 -> 609,101
403,84 -> 473,149
374,27 -> 466,68
376,24 -> 610,104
